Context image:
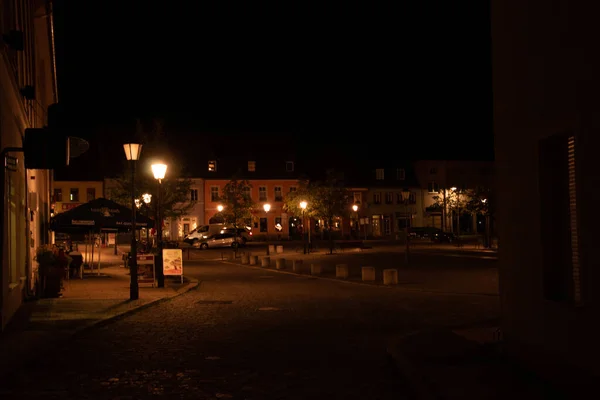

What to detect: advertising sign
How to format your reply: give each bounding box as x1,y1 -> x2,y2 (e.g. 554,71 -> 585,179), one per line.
163,248 -> 183,283
136,254 -> 155,286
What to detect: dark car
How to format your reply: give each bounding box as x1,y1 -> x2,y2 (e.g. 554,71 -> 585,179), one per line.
432,231 -> 455,243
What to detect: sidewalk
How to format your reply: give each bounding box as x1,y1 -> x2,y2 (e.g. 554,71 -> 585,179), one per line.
387,326 -> 569,399
0,248 -> 198,379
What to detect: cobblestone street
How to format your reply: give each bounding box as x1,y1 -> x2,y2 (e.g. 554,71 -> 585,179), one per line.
0,259 -> 499,399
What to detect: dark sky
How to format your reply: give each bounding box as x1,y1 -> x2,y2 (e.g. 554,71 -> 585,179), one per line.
52,1 -> 492,180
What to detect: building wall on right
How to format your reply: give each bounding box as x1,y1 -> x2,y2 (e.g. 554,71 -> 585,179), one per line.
492,0 -> 600,381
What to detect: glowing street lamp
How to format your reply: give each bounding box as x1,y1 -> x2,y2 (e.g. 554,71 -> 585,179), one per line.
264,203 -> 271,255
352,204 -> 359,239
123,143 -> 142,300
300,201 -> 308,254
217,204 -> 224,212
151,162 -> 168,288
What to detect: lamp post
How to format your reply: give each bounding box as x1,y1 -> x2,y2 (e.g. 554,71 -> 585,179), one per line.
401,189 -> 411,266
123,143 -> 142,300
300,201 -> 307,254
151,163 -> 167,288
217,204 -> 224,223
451,186 -> 460,242
142,193 -> 152,247
263,203 -> 271,255
352,204 -> 358,239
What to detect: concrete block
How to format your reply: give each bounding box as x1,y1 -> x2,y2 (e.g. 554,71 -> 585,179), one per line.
268,245 -> 275,253
261,257 -> 271,268
362,266 -> 375,281
241,254 -> 250,265
292,259 -> 304,273
336,264 -> 348,279
311,264 -> 322,275
276,245 -> 284,254
276,258 -> 286,270
250,255 -> 259,265
383,269 -> 398,285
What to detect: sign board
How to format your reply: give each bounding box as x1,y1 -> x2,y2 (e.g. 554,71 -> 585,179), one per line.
62,203 -> 81,210
163,248 -> 183,283
136,254 -> 155,285
107,233 -> 116,245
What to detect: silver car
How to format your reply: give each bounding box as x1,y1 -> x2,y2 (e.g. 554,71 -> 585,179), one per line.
195,232 -> 243,249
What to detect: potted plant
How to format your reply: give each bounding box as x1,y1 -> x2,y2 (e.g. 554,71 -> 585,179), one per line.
34,244 -> 67,298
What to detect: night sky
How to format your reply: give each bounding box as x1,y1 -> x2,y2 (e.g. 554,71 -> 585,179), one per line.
51,1 -> 492,180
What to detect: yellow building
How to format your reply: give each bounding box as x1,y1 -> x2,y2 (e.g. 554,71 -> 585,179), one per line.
51,180 -> 104,215
1,0 -> 59,330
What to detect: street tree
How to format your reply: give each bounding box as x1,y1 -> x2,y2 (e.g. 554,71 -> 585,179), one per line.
431,188 -> 471,233
219,178 -> 255,227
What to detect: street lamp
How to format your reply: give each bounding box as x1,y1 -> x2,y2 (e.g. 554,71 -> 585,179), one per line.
450,186 -> 460,241
352,204 -> 358,239
401,189 -> 411,266
151,162 -> 167,288
217,204 -> 224,212
300,201 -> 307,254
142,193 -> 152,247
263,203 -> 271,255
123,143 -> 142,300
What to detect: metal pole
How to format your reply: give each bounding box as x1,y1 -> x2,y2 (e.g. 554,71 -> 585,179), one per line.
302,209 -> 306,254
265,210 -> 270,255
405,202 -> 410,266
130,160 -> 139,300
156,180 -> 164,287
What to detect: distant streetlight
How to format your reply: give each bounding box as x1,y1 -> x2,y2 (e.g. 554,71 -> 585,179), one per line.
300,201 -> 307,254
142,193 -> 152,204
264,203 -> 271,255
352,204 -> 359,240
217,204 -> 224,212
151,162 -> 167,288
123,143 -> 142,300
401,189 -> 411,266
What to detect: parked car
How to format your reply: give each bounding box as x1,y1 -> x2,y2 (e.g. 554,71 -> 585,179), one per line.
195,232 -> 245,249
222,227 -> 253,243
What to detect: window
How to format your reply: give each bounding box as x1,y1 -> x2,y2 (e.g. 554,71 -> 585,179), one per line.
190,189 -> 199,201
396,193 -> 403,204
353,192 -> 362,204
375,169 -> 384,180
208,160 -> 217,172
286,161 -> 294,172
289,187 -> 297,193
86,188 -> 96,201
210,186 -> 219,202
70,188 -> 79,202
409,192 -> 416,204
274,186 -> 283,201
428,181 -> 439,193
373,192 -> 381,204
396,169 -> 405,180
259,217 -> 267,232
53,188 -> 62,202
258,186 -> 267,201
539,134 -> 582,304
385,192 -> 393,204
248,161 -> 256,172
242,186 -> 251,200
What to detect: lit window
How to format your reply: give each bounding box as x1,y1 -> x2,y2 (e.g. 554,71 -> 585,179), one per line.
375,169 -> 384,180
208,160 -> 217,172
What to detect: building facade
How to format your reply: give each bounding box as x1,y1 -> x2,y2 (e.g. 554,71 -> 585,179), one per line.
52,180 -> 104,214
1,0 -> 58,330
163,178 -> 204,240
493,0 -> 599,385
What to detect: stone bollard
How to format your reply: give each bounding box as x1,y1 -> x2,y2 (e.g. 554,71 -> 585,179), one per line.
250,255 -> 259,265
383,269 -> 398,285
226,252 -> 235,261
241,254 -> 250,265
336,264 -> 349,279
311,264 -> 322,275
361,266 -> 376,281
261,256 -> 271,268
268,245 -> 275,254
276,245 -> 284,254
292,259 -> 304,273
276,258 -> 286,270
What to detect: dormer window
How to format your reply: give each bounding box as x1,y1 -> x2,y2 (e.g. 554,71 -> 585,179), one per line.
248,161 -> 256,172
286,161 -> 294,172
208,160 -> 217,172
375,168 -> 384,180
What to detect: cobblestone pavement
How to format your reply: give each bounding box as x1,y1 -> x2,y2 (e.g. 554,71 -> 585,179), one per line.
0,261 -> 499,400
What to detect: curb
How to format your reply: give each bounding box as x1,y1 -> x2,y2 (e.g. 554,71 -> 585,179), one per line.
221,260 -> 498,297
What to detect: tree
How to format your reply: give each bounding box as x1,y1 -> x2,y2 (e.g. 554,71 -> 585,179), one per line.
219,178 -> 255,227
464,186 -> 495,248
284,171 -> 351,254
431,188 -> 471,233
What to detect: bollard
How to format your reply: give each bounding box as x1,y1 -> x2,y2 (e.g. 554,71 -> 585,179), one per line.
226,252 -> 235,261
311,264 -> 322,275
383,269 -> 398,285
241,254 -> 250,265
292,259 -> 304,273
276,258 -> 286,270
268,245 -> 275,254
361,266 -> 376,281
250,255 -> 259,265
336,264 -> 349,279
261,257 -> 271,268
276,245 -> 284,254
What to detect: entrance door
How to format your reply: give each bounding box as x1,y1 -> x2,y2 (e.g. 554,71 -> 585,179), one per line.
383,215 -> 391,235
183,223 -> 190,236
